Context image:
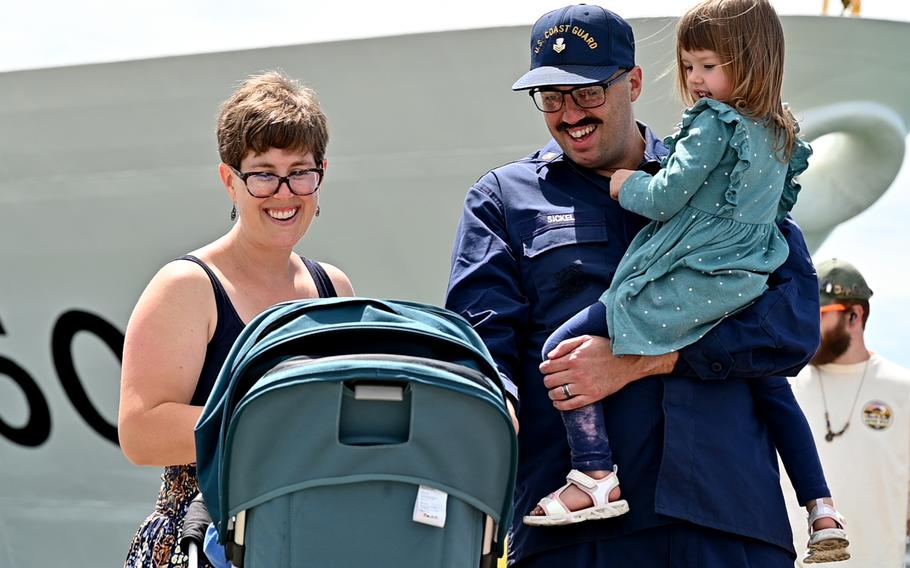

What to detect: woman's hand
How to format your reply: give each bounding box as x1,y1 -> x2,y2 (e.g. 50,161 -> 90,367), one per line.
506,398 -> 519,434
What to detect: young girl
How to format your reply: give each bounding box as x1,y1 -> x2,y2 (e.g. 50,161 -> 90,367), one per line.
524,0 -> 848,563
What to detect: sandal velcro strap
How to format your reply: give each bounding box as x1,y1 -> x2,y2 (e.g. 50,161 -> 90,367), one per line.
808,501 -> 846,532
566,468 -> 620,496
566,470 -> 599,491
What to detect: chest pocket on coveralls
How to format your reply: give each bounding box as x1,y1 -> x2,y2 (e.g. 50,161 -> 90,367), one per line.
519,211 -> 611,318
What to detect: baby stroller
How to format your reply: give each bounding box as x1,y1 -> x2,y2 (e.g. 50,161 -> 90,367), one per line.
195,298 -> 517,567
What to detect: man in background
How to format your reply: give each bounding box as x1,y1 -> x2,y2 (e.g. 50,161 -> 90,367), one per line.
783,258 -> 910,567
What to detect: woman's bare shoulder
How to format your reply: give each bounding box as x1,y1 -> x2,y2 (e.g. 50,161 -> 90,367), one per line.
129,257 -> 218,331
147,257 -> 215,298
316,261 -> 355,297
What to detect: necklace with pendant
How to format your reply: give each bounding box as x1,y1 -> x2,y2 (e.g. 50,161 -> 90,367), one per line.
817,357 -> 871,442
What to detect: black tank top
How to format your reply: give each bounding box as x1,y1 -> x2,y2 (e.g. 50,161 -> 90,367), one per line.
177,255 -> 337,406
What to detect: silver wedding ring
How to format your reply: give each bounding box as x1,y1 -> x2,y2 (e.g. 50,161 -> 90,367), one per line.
562,384 -> 572,399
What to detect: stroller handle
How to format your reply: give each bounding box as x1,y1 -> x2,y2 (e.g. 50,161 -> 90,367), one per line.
182,492 -> 213,568
188,542 -> 199,568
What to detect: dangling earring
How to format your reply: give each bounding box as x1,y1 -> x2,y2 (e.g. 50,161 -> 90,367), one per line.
230,204 -> 237,221
315,206 -> 321,218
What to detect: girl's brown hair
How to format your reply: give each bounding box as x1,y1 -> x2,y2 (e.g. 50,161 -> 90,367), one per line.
217,70 -> 328,168
676,0 -> 799,160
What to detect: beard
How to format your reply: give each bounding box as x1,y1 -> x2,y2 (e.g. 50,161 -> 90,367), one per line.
811,316 -> 851,365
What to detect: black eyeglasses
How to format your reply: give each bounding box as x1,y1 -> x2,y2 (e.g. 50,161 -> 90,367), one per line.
230,166 -> 324,198
529,69 -> 631,113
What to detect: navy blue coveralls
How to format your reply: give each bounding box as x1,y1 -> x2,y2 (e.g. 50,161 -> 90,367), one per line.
445,127 -> 821,567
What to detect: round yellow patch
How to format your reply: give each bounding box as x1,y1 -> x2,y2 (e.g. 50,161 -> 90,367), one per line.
862,400 -> 893,431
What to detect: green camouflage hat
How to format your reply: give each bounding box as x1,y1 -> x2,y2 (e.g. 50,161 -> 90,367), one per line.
816,258 -> 873,306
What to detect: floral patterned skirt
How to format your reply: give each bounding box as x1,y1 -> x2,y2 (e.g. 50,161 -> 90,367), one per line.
124,464 -> 214,568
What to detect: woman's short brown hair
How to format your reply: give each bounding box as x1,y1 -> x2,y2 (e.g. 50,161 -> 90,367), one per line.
676,0 -> 798,160
217,70 -> 328,168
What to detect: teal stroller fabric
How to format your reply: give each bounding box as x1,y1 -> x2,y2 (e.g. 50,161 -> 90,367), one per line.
195,297 -> 517,567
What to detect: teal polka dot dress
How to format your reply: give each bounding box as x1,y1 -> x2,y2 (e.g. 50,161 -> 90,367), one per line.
604,98 -> 812,356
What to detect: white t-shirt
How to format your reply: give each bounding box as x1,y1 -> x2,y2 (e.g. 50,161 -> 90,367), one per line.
781,354 -> 910,567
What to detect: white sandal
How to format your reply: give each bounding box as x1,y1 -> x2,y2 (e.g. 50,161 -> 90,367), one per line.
523,467 -> 629,527
803,500 -> 850,564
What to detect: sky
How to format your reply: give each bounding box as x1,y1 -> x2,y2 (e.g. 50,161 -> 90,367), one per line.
4,0 -> 910,366
3,0 -> 910,73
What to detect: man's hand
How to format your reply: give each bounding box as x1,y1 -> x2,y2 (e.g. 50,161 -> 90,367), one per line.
540,335 -> 678,411
609,168 -> 635,200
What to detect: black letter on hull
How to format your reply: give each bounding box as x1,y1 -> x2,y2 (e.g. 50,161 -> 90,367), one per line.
0,355 -> 52,447
52,310 -> 124,445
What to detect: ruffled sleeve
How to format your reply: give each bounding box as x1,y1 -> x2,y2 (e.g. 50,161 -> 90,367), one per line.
662,99 -> 751,216
776,137 -> 812,223
621,104 -> 731,222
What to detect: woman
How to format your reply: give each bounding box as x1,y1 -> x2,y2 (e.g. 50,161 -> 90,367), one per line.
119,71 -> 354,567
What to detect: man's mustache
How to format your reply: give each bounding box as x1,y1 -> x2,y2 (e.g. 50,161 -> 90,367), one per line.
559,117 -> 602,132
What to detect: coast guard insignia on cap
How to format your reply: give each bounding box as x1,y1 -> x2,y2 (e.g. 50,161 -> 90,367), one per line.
862,400 -> 893,431
553,38 -> 566,53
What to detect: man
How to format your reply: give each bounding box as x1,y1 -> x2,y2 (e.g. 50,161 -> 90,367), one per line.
783,259 -> 910,567
445,5 -> 821,566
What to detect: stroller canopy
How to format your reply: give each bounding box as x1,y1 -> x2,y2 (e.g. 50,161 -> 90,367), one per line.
195,298 -> 516,554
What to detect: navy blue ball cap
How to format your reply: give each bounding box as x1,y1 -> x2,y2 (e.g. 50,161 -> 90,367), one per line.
512,4 -> 635,91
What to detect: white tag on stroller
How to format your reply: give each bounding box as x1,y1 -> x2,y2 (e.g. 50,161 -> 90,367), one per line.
413,485 -> 448,528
